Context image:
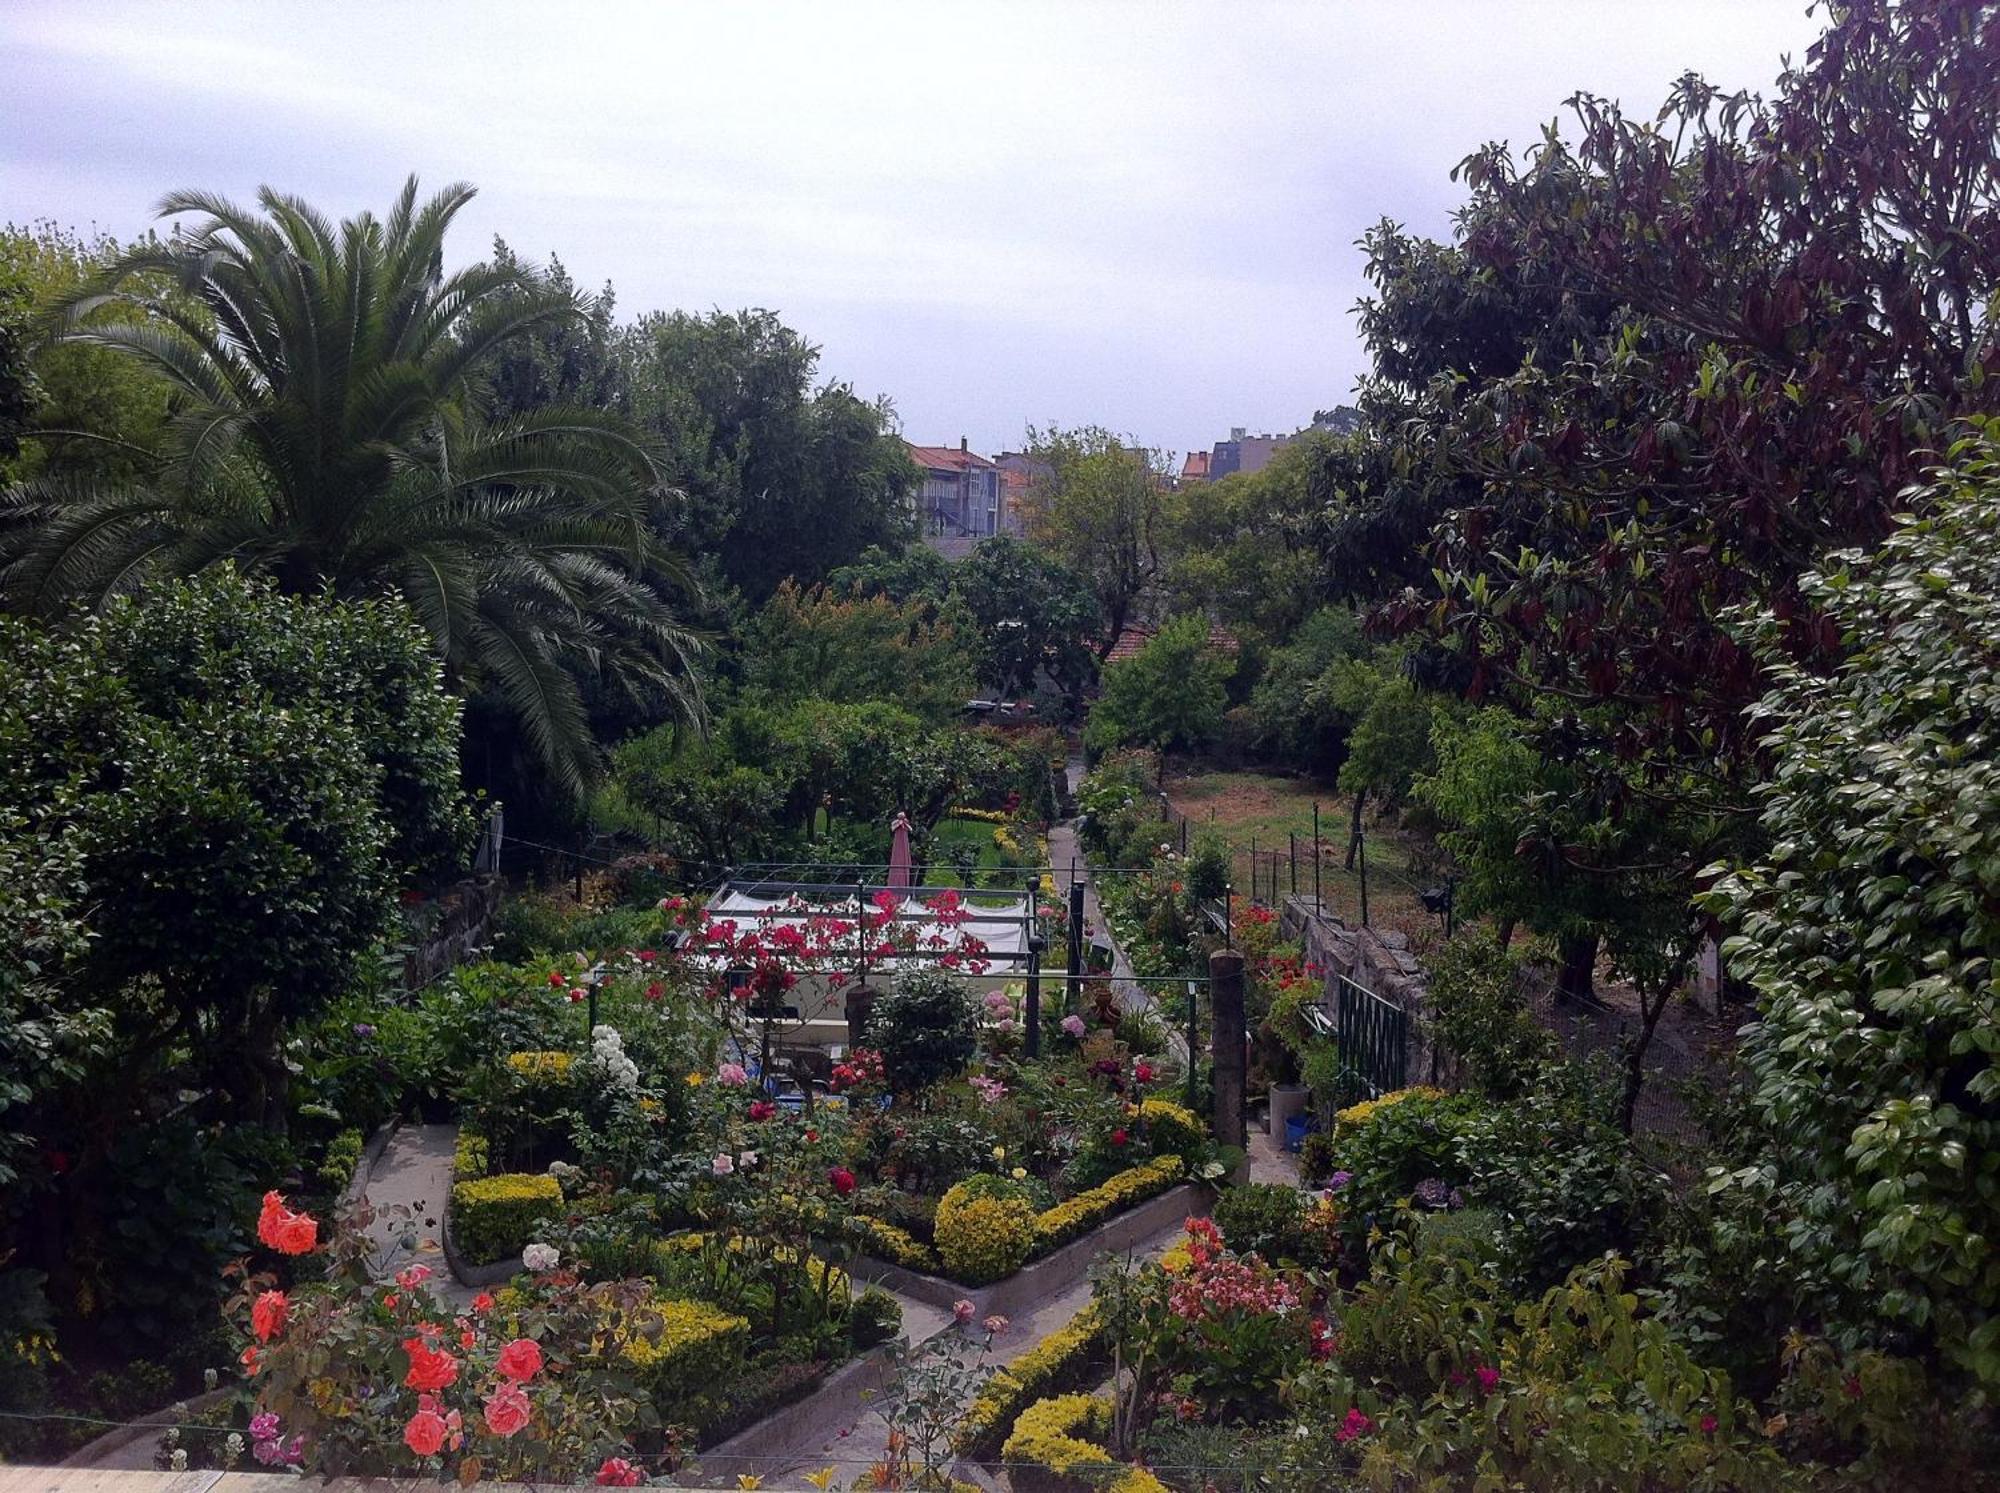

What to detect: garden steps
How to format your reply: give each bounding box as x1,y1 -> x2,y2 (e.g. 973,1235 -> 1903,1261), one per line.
357,1121 -> 477,1308
685,1213 -> 1191,1490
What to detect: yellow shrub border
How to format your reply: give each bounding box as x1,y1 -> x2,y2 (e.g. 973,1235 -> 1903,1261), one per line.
505,1049 -> 575,1082
852,1215 -> 939,1272
1034,1156 -> 1185,1251
954,1304 -> 1108,1456
1000,1394 -> 1169,1493
450,1172 -> 562,1265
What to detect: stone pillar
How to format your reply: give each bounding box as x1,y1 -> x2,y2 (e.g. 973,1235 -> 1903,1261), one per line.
844,984 -> 878,1051
1210,947 -> 1246,1148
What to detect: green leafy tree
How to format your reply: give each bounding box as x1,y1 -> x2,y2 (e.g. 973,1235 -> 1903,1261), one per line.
0,179 -> 699,798
1020,425 -> 1167,657
746,579 -> 975,721
1159,435 -> 1331,643
1084,613 -> 1234,769
4,568 -> 475,1127
620,308 -> 916,600
949,535 -> 1100,706
1702,432 -> 2000,1386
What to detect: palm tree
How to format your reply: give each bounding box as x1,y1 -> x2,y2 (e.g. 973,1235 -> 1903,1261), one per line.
0,177 -> 702,798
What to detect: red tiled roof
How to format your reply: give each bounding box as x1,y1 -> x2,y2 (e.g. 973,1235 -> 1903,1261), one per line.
1105,622 -> 1241,663
1000,468 -> 1032,491
907,441 -> 996,472
1180,451 -> 1211,480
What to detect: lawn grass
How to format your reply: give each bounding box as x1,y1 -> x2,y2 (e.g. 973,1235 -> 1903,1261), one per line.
1163,768 -> 1434,937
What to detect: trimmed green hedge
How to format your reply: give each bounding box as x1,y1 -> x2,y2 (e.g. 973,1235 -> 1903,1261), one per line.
450,1172 -> 561,1265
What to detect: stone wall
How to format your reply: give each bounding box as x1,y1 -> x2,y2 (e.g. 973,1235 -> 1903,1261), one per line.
1278,894 -> 1441,1086
402,875 -> 503,990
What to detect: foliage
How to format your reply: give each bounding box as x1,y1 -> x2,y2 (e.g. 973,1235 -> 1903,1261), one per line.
619,306 -> 916,601
1085,613 -> 1236,760
451,1174 -> 565,1266
615,1297 -> 749,1405
1001,1394 -> 1171,1493
234,1200 -> 657,1480
873,1316 -> 1008,1489
1018,424 -> 1169,657
866,969 -> 979,1096
0,179 -> 703,799
1210,1183 -> 1310,1264
1136,1100 -> 1206,1170
948,535 -> 1102,705
1700,432 -> 2000,1387
955,1304 -> 1110,1457
1309,1228 -> 1799,1491
1036,1156 -> 1185,1252
1422,933 -> 1554,1100
745,579 -> 975,722
933,1180 -> 1037,1285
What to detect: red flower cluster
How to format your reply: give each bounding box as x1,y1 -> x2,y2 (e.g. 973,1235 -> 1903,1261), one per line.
256,1191 -> 319,1255
1166,1218 -> 1300,1324
1335,1407 -> 1374,1444
830,1047 -> 887,1093
828,1166 -> 857,1196
402,1335 -> 460,1392
596,1457 -> 644,1486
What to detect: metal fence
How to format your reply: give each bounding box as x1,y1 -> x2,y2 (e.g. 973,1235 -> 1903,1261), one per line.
1333,973 -> 1410,1102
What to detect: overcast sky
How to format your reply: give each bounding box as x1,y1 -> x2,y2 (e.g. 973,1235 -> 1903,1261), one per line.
2,2 -> 1822,459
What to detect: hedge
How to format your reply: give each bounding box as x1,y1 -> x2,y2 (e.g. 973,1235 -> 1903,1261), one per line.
620,1297 -> 750,1407
1000,1394 -> 1169,1493
450,1172 -> 562,1265
852,1215 -> 939,1272
955,1304 -> 1109,1457
1034,1156 -> 1185,1251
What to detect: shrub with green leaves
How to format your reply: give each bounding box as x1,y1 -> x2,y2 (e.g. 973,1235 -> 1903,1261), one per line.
451,1173 -> 563,1265
1423,933 -> 1554,1100
866,968 -> 978,1095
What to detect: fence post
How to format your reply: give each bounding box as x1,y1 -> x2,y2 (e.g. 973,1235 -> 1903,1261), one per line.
1024,927 -> 1043,1063
1248,836 -> 1257,904
1185,978 -> 1200,1112
1210,948 -> 1247,1149
1358,832 -> 1370,928
1312,802 -> 1321,912
1067,874 -> 1085,1015
1289,833 -> 1297,897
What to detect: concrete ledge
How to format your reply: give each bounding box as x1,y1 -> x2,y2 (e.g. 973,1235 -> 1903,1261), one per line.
850,1182 -> 1211,1317
55,1389 -> 231,1472
675,1347 -> 890,1487
339,1117 -> 400,1214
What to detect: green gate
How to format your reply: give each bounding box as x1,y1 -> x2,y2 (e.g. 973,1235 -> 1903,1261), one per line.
1334,974 -> 1408,1102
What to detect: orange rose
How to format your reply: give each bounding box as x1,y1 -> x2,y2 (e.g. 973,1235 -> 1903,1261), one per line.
471,1292 -> 495,1313
250,1289 -> 289,1343
482,1381 -> 532,1438
239,1344 -> 261,1376
495,1338 -> 543,1383
256,1191 -> 320,1255
402,1336 -> 459,1393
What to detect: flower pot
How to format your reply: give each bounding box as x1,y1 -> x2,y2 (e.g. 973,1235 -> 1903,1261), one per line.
1268,1081 -> 1308,1137
1283,1112 -> 1315,1153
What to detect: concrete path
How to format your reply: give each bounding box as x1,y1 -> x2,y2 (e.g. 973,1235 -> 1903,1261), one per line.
1047,802 -> 1154,1018
360,1122 -> 477,1309
705,1215 -> 1188,1489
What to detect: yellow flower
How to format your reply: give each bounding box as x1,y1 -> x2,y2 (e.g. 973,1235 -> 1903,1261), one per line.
805,1471 -> 838,1491
992,1145 -> 1007,1160
686,1071 -> 704,1086
1011,1167 -> 1028,1180
736,1476 -> 765,1490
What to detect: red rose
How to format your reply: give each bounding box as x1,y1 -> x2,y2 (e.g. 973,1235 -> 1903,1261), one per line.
471,1292 -> 495,1313
403,1406 -> 448,1458
256,1191 -> 319,1255
1111,1128 -> 1128,1147
829,1166 -> 857,1196
250,1289 -> 289,1343
596,1457 -> 643,1486
1134,1062 -> 1154,1084
495,1337 -> 544,1383
483,1381 -> 532,1438
401,1336 -> 459,1393
748,1100 -> 776,1122
548,969 -> 566,987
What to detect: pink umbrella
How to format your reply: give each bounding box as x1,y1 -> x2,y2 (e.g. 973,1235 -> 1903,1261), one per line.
887,811 -> 914,893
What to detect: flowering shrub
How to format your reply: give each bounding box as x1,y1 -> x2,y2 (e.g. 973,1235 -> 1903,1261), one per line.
1035,1156 -> 1185,1251
451,1173 -> 564,1265
229,1197 -> 655,1480
1000,1394 -> 1170,1493
1135,1098 -> 1205,1167
934,1179 -> 1037,1284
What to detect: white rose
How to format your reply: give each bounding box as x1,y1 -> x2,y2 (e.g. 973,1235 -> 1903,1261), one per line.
522,1242 -> 559,1271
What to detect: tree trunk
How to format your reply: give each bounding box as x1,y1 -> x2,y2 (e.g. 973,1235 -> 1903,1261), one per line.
1618,980 -> 1676,1135
1556,932 -> 1598,1005
1343,787 -> 1368,871
1496,915 -> 1518,950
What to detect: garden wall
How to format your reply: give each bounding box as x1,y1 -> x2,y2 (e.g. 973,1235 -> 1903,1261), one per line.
402,874 -> 503,989
1279,895 -> 1441,1085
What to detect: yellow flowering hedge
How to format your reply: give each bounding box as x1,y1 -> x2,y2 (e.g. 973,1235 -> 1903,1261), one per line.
949,806 -> 1015,825
505,1049 -> 575,1083
1334,1085 -> 1450,1132
852,1215 -> 939,1273
935,1185 -> 1038,1285
1034,1156 -> 1185,1252
1137,1099 -> 1206,1164
452,1129 -> 490,1181
652,1232 -> 851,1304
619,1297 -> 749,1406
954,1304 -> 1109,1457
450,1172 -> 562,1265
1000,1394 -> 1170,1493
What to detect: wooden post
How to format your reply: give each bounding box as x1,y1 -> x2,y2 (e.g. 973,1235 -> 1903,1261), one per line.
1210,947 -> 1246,1149
1312,802 -> 1321,912
1024,877 -> 1043,1058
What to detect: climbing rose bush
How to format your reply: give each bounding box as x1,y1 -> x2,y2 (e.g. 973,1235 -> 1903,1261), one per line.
228,1194 -> 658,1480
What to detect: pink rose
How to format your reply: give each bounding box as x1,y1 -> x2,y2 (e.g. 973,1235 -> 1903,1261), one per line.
483,1380 -> 533,1438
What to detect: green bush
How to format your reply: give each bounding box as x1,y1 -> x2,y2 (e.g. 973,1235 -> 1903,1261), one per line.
1423,934 -> 1555,1100
450,1172 -> 563,1265
1212,1183 -> 1309,1262
866,968 -> 978,1094
620,1297 -> 750,1407
848,1287 -> 902,1349
316,1129 -> 365,1194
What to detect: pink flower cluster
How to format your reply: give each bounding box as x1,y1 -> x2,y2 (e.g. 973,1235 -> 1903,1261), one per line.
1166,1251 -> 1300,1324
